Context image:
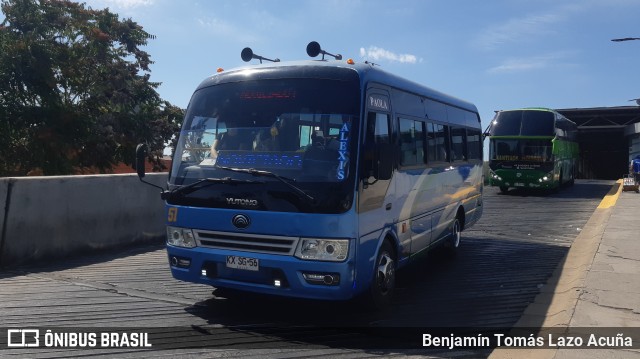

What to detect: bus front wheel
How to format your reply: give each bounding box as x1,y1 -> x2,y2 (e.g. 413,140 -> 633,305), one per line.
499,186 -> 508,193
369,240 -> 396,309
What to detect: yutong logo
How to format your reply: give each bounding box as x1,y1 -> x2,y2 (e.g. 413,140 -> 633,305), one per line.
226,198 -> 258,207
232,214 -> 251,229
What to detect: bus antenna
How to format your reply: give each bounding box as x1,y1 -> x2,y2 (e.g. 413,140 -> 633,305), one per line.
306,41 -> 342,60
241,47 -> 280,64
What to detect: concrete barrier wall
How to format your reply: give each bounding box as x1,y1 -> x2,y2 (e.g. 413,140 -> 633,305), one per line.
0,173 -> 168,267
0,179 -> 8,250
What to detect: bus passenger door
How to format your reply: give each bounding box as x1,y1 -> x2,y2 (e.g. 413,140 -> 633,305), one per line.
359,111 -> 394,213
358,90 -> 401,251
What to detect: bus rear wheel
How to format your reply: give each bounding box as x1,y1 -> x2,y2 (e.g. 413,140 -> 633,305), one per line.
444,217 -> 462,255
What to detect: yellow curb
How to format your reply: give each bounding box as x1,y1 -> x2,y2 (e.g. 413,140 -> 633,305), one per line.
597,180 -> 622,209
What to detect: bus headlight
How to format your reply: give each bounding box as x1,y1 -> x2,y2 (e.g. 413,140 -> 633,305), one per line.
538,172 -> 553,182
167,226 -> 197,248
489,170 -> 502,181
295,238 -> 349,262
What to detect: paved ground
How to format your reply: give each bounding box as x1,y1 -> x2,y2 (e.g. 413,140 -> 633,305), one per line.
1,180 -> 638,358
491,180 -> 640,358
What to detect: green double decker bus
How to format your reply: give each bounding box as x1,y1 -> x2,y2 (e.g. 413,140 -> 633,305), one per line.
487,108 -> 578,193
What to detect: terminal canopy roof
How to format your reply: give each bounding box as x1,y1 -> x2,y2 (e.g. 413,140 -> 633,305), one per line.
556,106 -> 640,130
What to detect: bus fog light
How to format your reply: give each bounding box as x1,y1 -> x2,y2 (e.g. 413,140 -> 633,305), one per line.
303,273 -> 324,282
303,272 -> 340,285
170,256 -> 190,268
295,238 -> 349,261
167,226 -> 197,248
178,258 -> 191,267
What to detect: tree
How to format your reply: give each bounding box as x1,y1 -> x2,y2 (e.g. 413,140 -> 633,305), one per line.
0,0 -> 182,176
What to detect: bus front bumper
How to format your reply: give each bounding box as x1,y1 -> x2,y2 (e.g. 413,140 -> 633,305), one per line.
490,171 -> 557,189
166,246 -> 359,301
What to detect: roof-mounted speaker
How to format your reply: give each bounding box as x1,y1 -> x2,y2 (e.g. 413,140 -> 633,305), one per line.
241,47 -> 280,63
306,41 -> 342,60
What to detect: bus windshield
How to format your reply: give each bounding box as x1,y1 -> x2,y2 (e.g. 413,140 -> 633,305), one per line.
490,139 -> 553,162
490,110 -> 555,136
168,78 -> 360,214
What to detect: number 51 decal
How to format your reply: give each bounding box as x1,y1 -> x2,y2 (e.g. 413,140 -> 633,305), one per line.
167,207 -> 178,222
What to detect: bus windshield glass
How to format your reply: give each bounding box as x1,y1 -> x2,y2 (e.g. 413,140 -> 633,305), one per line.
168,78 -> 360,213
490,139 -> 553,162
490,110 -> 555,136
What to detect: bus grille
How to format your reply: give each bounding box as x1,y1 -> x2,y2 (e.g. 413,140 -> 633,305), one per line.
194,230 -> 299,255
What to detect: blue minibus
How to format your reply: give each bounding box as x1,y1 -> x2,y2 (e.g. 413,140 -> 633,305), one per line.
136,42 -> 484,308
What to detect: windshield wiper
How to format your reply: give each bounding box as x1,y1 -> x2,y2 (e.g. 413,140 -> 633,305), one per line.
215,166 -> 315,203
162,177 -> 264,200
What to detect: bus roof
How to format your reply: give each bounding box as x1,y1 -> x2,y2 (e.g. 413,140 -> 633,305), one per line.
498,107 -> 555,113
495,107 -> 576,124
195,60 -> 478,114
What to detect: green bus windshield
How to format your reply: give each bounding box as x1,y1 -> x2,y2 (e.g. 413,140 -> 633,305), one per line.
490,110 -> 555,136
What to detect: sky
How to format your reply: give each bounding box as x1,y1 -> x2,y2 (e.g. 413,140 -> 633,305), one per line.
56,0 -> 640,131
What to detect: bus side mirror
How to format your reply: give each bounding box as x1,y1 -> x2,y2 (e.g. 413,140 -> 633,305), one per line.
135,143 -> 147,179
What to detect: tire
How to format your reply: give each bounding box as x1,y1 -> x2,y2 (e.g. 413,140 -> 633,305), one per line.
569,168 -> 575,186
499,186 -> 508,193
556,172 -> 563,192
368,240 -> 396,310
444,217 -> 462,255
559,172 -> 563,187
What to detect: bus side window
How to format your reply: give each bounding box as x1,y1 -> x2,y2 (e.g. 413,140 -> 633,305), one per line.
426,122 -> 436,163
398,117 -> 426,167
363,112 -> 392,180
428,123 -> 448,162
467,129 -> 482,160
450,127 -> 467,162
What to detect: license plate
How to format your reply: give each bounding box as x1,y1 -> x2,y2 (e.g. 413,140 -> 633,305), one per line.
226,255 -> 259,271
514,182 -> 525,187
